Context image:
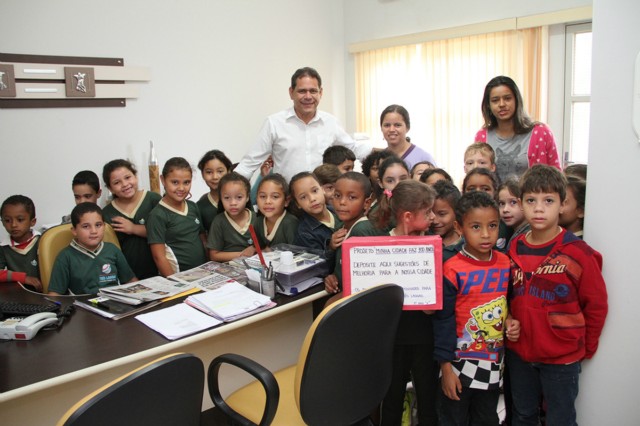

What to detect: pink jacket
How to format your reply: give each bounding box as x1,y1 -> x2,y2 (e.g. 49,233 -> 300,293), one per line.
474,123 -> 561,169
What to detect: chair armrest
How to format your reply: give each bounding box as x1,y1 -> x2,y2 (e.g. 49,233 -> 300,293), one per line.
207,353 -> 279,426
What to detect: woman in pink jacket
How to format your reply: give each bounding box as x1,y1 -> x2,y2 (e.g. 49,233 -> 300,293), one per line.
474,76 -> 560,183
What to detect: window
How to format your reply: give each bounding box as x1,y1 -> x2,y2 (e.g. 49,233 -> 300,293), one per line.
563,22 -> 592,166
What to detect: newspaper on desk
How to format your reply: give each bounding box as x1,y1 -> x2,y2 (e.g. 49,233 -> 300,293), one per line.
169,261 -> 247,290
99,276 -> 195,303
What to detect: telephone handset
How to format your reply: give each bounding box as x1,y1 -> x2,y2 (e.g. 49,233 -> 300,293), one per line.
0,312 -> 58,340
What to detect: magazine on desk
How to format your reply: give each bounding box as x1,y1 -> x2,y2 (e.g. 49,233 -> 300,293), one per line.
98,276 -> 195,303
169,261 -> 248,290
184,281 -> 275,322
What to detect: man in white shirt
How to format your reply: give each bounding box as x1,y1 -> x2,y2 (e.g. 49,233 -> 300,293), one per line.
234,67 -> 372,182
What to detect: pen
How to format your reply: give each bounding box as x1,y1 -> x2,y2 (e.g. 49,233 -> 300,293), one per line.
44,297 -> 61,306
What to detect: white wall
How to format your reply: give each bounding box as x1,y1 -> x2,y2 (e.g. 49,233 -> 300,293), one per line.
576,0 -> 640,423
2,1 -> 637,421
0,0 -> 345,234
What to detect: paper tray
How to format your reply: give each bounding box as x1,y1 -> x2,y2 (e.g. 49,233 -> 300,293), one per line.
271,244 -> 330,288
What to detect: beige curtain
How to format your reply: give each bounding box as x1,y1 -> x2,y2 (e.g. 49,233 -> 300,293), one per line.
355,27 -> 547,182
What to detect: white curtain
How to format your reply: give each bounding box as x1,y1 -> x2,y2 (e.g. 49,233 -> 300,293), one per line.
354,27 -> 547,183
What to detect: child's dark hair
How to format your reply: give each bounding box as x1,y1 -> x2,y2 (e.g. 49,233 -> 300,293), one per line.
419,168 -> 454,185
433,180 -> 461,209
566,175 -> 587,227
322,146 -> 356,166
361,150 -> 382,178
498,177 -> 521,199
336,171 -> 373,199
162,157 -> 192,177
73,170 -> 101,193
462,167 -> 499,196
289,172 -> 320,196
564,163 -> 587,180
410,161 -> 435,177
71,202 -> 103,227
289,172 -> 321,217
519,164 -> 567,202
217,172 -> 252,212
1,195 -> 36,219
197,149 -> 233,172
455,191 -> 499,225
372,180 -> 435,229
102,160 -> 136,189
313,164 -> 341,186
378,156 -> 409,182
258,173 -> 289,196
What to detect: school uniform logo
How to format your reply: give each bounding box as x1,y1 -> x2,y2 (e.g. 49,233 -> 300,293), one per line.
102,264 -> 112,274
31,259 -> 38,267
195,218 -> 200,224
139,218 -> 146,225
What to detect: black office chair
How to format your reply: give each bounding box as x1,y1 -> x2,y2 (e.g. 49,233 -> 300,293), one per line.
208,283 -> 404,426
56,353 -> 204,426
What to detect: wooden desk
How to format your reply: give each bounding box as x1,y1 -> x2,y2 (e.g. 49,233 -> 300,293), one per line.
0,283 -> 327,425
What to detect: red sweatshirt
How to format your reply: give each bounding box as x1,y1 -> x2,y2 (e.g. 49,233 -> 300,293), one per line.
507,229 -> 608,364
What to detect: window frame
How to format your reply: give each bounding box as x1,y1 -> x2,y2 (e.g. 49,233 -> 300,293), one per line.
563,21 -> 593,166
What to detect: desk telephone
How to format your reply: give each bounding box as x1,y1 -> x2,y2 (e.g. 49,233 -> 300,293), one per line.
0,312 -> 58,340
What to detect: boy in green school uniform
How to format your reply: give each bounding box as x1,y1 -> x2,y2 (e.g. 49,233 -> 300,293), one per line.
0,195 -> 42,291
48,203 -> 137,295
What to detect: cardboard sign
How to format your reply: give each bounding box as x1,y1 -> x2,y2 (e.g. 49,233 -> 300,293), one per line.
342,236 -> 442,310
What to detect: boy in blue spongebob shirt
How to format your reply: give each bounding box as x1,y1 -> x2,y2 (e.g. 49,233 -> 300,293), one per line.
48,203 -> 136,295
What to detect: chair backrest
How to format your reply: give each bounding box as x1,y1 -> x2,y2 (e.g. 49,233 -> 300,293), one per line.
39,223 -> 120,293
57,353 -> 204,426
294,284 -> 404,426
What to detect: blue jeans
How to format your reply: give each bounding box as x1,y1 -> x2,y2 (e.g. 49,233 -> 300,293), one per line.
506,350 -> 581,426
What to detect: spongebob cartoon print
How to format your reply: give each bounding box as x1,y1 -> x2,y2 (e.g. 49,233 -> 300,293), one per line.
456,296 -> 507,362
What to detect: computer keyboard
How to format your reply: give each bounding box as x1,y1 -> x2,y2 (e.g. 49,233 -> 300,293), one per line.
0,301 -> 59,317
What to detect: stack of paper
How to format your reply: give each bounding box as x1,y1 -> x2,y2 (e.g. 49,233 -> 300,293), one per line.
185,281 -> 275,322
136,304 -> 223,340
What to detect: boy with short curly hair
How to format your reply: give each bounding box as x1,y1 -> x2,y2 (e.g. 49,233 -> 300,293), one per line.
507,164 -> 608,426
0,195 -> 42,291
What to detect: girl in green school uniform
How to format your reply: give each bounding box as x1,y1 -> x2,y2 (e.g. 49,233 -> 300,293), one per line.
254,173 -> 298,249
102,159 -> 161,279
207,172 -> 258,263
147,157 -> 207,276
196,149 -> 233,235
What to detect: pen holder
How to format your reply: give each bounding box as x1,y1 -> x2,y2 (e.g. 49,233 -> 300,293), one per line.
260,277 -> 275,299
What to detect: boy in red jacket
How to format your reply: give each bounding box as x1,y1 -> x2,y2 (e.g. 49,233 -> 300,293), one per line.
507,165 -> 608,426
